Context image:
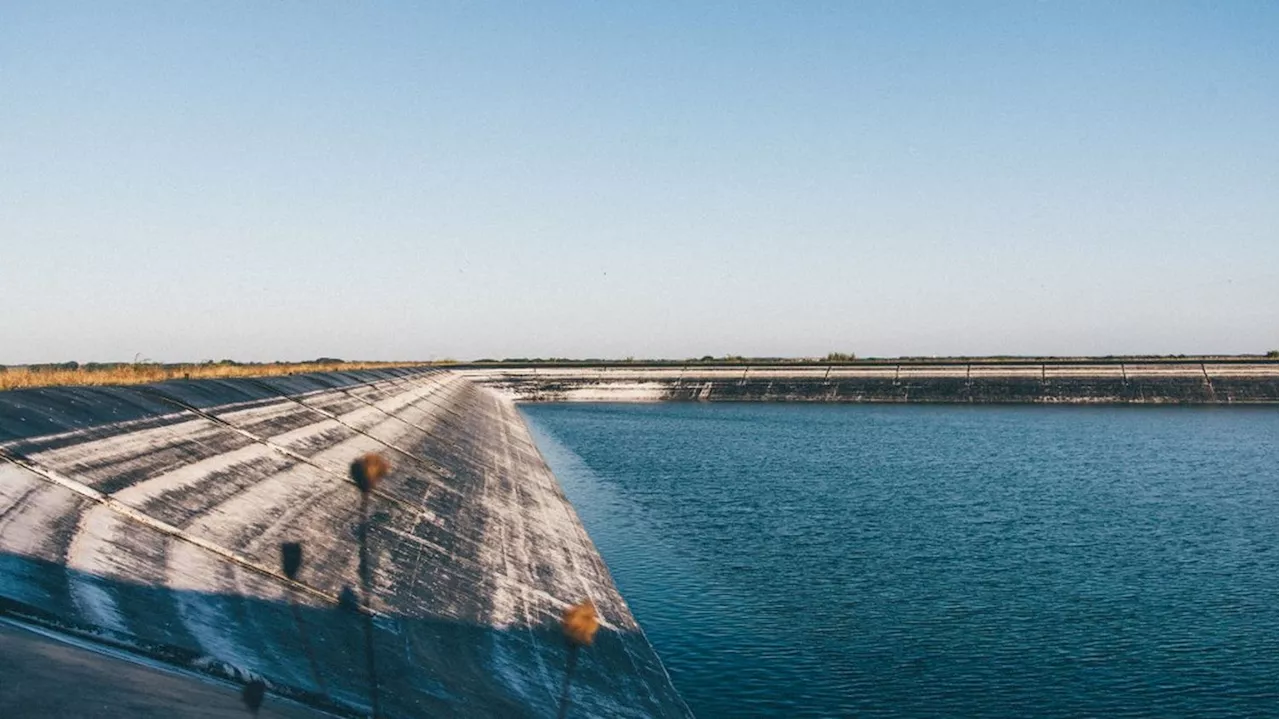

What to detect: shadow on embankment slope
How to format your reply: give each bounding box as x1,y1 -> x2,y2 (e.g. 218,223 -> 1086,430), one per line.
0,552 -> 683,719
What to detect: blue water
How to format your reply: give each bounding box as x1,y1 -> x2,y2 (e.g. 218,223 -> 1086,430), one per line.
521,403 -> 1278,718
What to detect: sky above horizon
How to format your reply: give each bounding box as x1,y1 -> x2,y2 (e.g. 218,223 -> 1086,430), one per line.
2,2 -> 1276,363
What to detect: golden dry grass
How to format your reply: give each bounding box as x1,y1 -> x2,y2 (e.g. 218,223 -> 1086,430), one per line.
0,361 -> 429,392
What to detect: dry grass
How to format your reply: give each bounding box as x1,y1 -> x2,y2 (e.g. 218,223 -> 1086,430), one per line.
0,361 -> 429,392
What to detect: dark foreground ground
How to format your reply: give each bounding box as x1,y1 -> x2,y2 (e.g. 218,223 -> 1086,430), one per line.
0,620 -> 324,718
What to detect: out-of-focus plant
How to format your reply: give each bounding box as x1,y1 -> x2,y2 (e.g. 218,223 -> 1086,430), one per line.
281,542 -> 303,580
280,541 -> 326,695
557,599 -> 600,719
350,453 -> 390,718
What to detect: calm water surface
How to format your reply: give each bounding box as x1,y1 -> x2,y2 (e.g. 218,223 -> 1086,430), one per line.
521,403 -> 1278,718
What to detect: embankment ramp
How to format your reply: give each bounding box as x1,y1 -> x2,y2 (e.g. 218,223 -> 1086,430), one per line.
0,368 -> 690,718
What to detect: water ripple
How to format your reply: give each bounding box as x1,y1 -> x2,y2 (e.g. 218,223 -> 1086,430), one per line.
524,404 -> 1278,718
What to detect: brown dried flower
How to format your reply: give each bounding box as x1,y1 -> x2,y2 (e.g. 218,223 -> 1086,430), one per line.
561,600 -> 599,648
350,453 -> 390,494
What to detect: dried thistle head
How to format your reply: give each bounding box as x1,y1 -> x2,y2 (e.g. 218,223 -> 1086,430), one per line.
561,600 -> 599,648
350,453 -> 390,494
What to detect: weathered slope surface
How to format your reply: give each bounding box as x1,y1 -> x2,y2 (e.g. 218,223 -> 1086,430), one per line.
0,368 -> 688,718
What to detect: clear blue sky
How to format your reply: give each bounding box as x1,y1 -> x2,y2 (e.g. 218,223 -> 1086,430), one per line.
2,2 -> 1275,362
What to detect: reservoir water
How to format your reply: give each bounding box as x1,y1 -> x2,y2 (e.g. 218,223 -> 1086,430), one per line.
521,403 -> 1278,718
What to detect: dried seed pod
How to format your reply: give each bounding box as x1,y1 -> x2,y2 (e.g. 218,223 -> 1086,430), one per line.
561,600 -> 599,648
350,453 -> 390,494
280,542 -> 303,580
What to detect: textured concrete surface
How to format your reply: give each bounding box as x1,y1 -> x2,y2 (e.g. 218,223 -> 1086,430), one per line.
0,368 -> 690,718
459,362 -> 1279,404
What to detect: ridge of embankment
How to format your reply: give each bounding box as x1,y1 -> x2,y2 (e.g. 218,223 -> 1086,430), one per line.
459,361 -> 1279,404
0,368 -> 690,718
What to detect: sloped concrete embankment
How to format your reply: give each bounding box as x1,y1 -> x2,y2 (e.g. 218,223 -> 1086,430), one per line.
462,363 -> 1279,404
0,368 -> 689,718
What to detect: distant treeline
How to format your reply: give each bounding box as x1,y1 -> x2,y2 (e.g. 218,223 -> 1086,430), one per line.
4,353 -> 1274,390
1,358 -> 351,373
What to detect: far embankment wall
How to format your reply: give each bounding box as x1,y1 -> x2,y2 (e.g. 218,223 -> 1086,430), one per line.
458,361 -> 1279,404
